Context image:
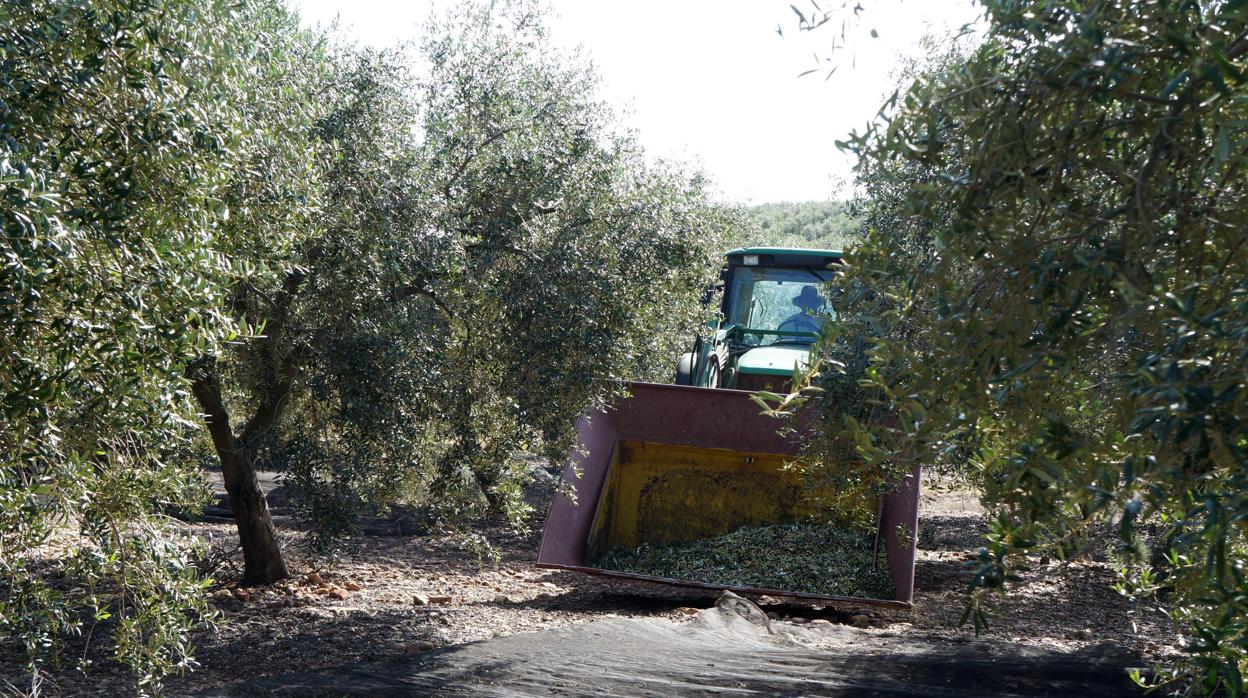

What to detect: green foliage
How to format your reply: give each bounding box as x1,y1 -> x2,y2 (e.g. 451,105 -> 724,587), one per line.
0,0 -> 738,687
0,0 -> 317,688
260,3 -> 732,544
796,0 -> 1248,692
740,200 -> 858,249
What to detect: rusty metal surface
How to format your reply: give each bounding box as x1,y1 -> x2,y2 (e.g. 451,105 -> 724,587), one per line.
537,381 -> 922,605
537,383 -> 801,570
601,382 -> 804,454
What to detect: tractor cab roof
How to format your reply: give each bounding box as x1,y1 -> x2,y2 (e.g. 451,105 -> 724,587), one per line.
725,247 -> 843,269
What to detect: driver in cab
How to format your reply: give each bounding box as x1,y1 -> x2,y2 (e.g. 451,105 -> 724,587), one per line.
779,285 -> 825,339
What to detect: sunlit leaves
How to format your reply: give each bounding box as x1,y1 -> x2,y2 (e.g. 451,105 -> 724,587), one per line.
1,0 -> 318,689
245,2 -> 730,548
802,0 -> 1248,692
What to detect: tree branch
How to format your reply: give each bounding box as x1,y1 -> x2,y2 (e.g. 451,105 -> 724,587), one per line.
237,268 -> 307,446
388,283 -> 456,320
440,101 -> 560,198
187,356 -> 237,456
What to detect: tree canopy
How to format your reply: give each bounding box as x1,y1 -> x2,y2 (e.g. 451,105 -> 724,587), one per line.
792,0 -> 1248,692
236,3 -> 733,559
1,0 -> 730,689
0,0 -> 321,685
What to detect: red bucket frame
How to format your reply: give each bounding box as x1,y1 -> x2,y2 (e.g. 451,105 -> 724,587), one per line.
537,382 -> 921,608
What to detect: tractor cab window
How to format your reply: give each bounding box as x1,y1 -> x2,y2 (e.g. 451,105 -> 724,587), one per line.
726,266 -> 834,345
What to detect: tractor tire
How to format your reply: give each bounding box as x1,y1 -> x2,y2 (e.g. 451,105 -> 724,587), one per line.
675,353 -> 695,385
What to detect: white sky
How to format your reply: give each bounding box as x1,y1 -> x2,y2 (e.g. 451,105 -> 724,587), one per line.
287,0 -> 982,204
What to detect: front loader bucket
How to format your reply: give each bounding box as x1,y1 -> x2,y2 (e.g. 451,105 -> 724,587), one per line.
537,382 -> 921,608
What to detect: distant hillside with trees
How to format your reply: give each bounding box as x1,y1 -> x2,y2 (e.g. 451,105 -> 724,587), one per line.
740,200 -> 858,250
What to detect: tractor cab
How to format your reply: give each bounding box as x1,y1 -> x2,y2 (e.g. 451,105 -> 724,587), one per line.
676,247 -> 842,392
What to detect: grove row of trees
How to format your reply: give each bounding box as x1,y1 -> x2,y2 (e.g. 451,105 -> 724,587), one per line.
791,0 -> 1248,693
1,0 -> 730,688
741,200 -> 858,250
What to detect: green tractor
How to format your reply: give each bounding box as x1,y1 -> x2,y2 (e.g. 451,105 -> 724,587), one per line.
676,246 -> 843,393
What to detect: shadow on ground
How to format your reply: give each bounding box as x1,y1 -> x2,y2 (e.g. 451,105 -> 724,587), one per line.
203,596 -> 1148,698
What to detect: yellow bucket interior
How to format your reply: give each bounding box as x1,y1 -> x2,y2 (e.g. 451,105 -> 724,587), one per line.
585,439 -> 825,563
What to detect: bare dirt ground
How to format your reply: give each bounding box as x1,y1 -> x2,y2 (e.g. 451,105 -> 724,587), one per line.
1,475 -> 1177,697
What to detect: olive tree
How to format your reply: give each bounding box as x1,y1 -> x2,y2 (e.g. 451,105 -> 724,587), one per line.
792,0 -> 1248,692
402,2 -> 730,520
184,35 -> 346,586
0,0 -> 322,688
198,1 -> 731,562
1,0 -> 729,686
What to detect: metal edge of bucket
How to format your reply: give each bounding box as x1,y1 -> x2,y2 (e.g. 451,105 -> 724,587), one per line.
880,465 -> 923,605
603,381 -> 806,455
534,562 -> 913,610
536,410 -> 616,569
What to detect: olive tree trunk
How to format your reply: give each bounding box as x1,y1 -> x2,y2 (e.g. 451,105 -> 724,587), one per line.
189,356 -> 290,585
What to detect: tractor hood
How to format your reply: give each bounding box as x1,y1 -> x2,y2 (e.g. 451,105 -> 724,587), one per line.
737,344 -> 809,376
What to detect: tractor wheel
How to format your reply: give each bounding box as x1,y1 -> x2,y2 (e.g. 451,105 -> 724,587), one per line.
675,353 -> 695,385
